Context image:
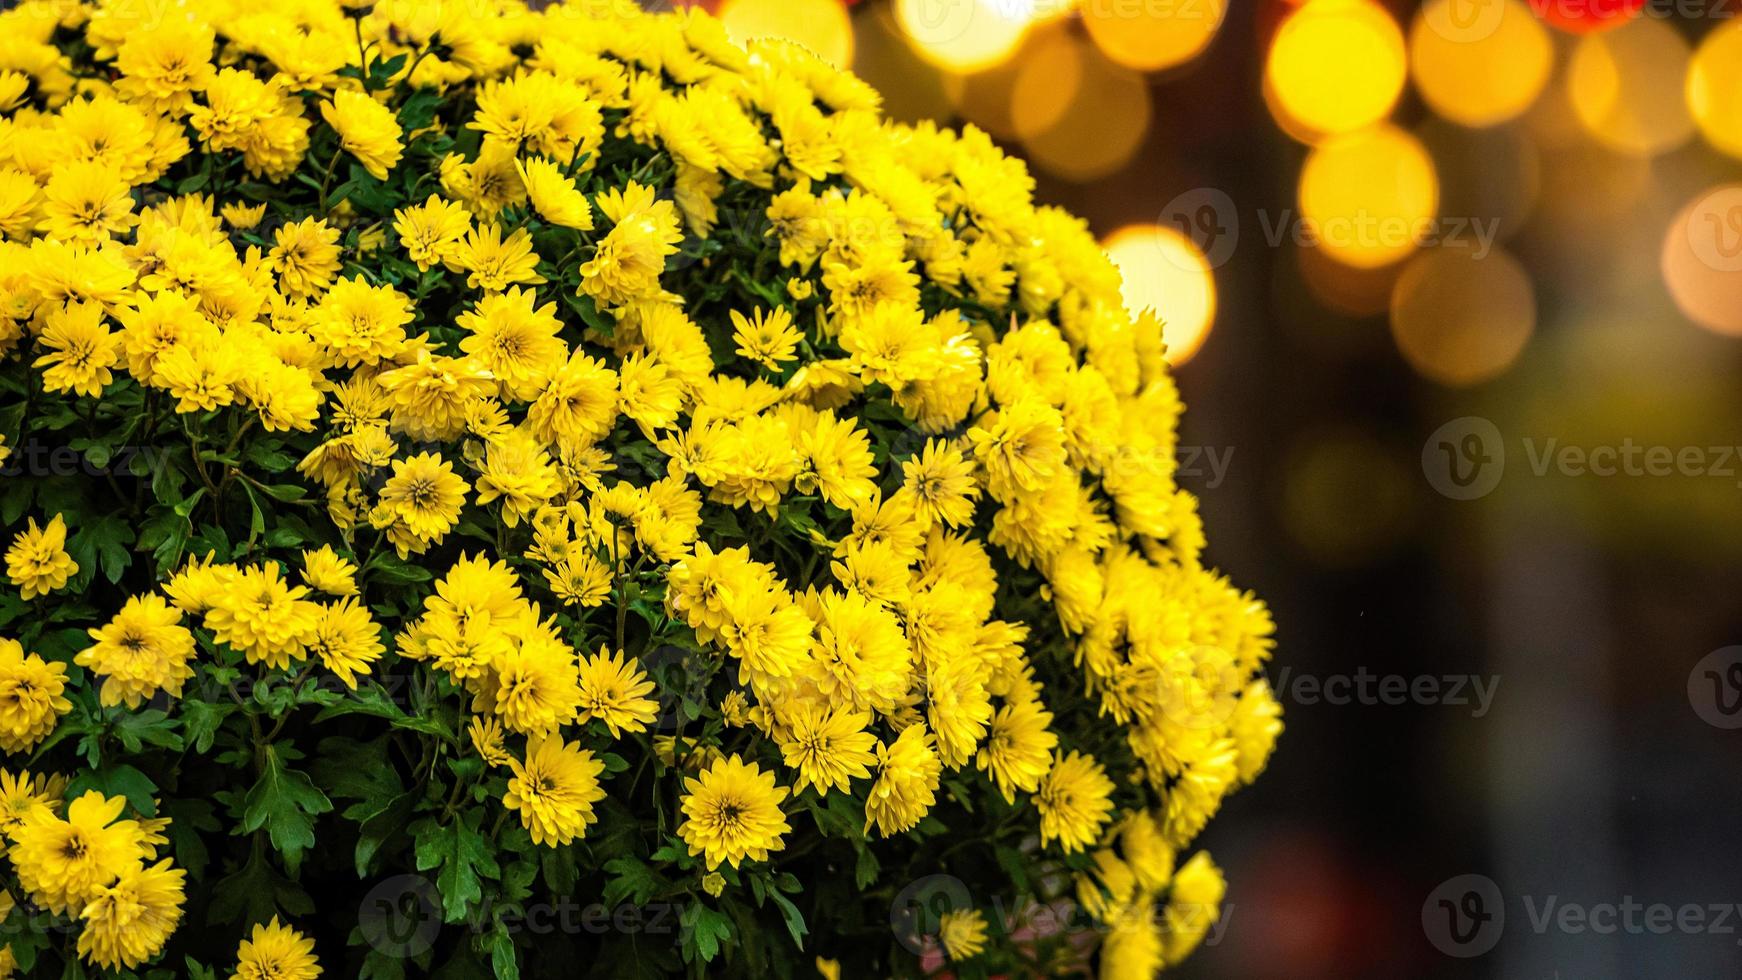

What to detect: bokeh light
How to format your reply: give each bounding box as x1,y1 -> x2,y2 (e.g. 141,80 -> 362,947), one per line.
852,4 -> 954,125
1103,224 -> 1217,365
1686,20 -> 1742,161
895,0 -> 1033,73
1389,247 -> 1536,386
1016,35 -> 1151,181
1265,0 -> 1406,140
719,0 -> 853,68
1528,0 -> 1646,34
1410,0 -> 1552,128
1566,17 -> 1695,157
1009,26 -> 1085,142
1298,125 -> 1439,270
1661,184 -> 1742,337
1083,0 -> 1226,72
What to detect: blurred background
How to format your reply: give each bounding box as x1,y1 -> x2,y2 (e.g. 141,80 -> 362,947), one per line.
682,0 -> 1742,975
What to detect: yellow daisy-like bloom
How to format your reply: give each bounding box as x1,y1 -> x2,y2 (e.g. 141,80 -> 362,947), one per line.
450,223 -> 545,292
864,723 -> 941,837
34,302 -> 119,399
528,350 -> 619,452
311,276 -> 412,368
976,694 -> 1057,803
306,598 -> 383,690
392,195 -> 472,271
516,157 -> 594,230
902,439 -> 980,530
234,916 -> 321,980
41,161 -> 137,244
220,202 -> 266,230
579,181 -> 683,308
0,637 -> 71,755
0,768 -> 62,842
75,857 -> 187,970
730,305 -> 802,370
74,595 -> 197,709
201,563 -> 321,669
162,554 -> 236,616
1035,750 -> 1116,855
457,287 -> 566,402
678,754 -> 791,870
320,88 -> 404,181
6,514 -> 78,600
777,703 -> 876,797
575,646 -> 659,738
1161,851 -> 1226,966
503,734 -> 607,846
937,908 -> 988,961
487,630 -> 582,736
467,715 -> 512,768
10,792 -> 147,915
298,546 -> 358,596
376,452 -> 470,544
269,218 -> 343,299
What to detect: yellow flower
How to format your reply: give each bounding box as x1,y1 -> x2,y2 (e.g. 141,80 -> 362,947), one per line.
864,723 -> 941,837
269,218 -> 343,299
976,695 -> 1057,803
0,638 -> 72,754
74,595 -> 197,709
34,302 -> 119,398
457,287 -> 566,402
393,195 -> 472,271
579,181 -> 682,308
75,857 -> 186,969
221,202 -> 266,229
701,871 -> 725,897
0,768 -> 62,842
312,276 -> 412,367
902,439 -> 980,529
777,703 -> 876,797
320,88 -> 404,181
576,646 -> 659,738
468,716 -> 511,768
6,514 -> 78,600
503,734 -> 607,846
1161,852 -> 1225,966
41,161 -> 137,244
306,599 -> 383,690
11,792 -> 148,915
678,754 -> 790,869
299,546 -> 358,596
234,916 -> 321,980
202,563 -> 321,669
375,452 -> 469,545
486,627 -> 581,736
730,305 -> 801,370
937,908 -> 988,960
528,350 -> 619,452
449,223 -> 545,291
515,157 -> 594,230
1035,751 -> 1115,854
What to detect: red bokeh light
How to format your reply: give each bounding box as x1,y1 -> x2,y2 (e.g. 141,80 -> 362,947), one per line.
1528,0 -> 1647,33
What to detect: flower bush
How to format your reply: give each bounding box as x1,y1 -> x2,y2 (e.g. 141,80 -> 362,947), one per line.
0,0 -> 1283,976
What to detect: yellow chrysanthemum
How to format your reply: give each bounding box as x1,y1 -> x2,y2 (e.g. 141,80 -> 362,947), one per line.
678,754 -> 791,869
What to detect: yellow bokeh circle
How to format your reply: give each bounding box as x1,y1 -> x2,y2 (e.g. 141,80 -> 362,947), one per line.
1410,0 -> 1552,127
1389,248 -> 1536,386
1298,125 -> 1440,270
1687,19 -> 1742,160
1082,0 -> 1226,72
1662,184 -> 1742,337
720,0 -> 854,68
1017,36 -> 1151,182
1265,0 -> 1407,140
895,0 -> 1034,73
1566,17 -> 1694,157
1102,224 -> 1217,366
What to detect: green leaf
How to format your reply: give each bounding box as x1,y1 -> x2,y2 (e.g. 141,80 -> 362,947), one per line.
766,888 -> 809,949
486,920 -> 520,980
413,809 -> 499,922
680,904 -> 733,964
68,513 -> 135,584
238,745 -> 333,875
112,710 -> 184,753
66,764 -> 158,816
602,855 -> 664,907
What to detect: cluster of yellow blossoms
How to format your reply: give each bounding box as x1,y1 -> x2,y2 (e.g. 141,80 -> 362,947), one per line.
0,0 -> 1280,974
